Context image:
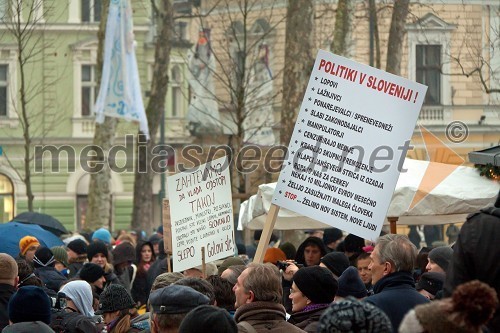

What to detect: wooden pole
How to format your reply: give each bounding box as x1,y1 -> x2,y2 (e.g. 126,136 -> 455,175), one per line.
253,204 -> 280,263
166,252 -> 171,273
388,216 -> 398,234
201,246 -> 206,278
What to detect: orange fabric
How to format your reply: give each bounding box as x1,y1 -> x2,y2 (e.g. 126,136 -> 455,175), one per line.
19,236 -> 40,255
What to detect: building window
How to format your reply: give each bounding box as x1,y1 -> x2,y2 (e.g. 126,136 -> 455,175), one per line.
0,65 -> 7,117
171,65 -> 182,117
81,65 -> 97,116
0,173 -> 14,223
416,45 -> 441,105
82,0 -> 101,23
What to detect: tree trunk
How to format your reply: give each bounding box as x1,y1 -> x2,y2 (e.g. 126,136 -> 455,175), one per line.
280,0 -> 314,146
86,0 -> 116,231
368,0 -> 381,69
131,0 -> 173,232
386,0 -> 410,75
331,0 -> 354,57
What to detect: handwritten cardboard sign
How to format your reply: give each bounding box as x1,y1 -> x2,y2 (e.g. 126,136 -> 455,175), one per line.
273,50 -> 427,240
167,156 -> 235,272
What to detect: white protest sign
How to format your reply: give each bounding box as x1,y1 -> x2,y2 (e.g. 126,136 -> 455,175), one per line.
167,156 -> 234,272
273,50 -> 427,240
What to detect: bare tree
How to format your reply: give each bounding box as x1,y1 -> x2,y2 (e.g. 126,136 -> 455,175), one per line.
386,0 -> 409,75
131,0 -> 174,232
281,0 -> 314,146
86,0 -> 117,231
331,0 -> 354,57
1,0 -> 59,211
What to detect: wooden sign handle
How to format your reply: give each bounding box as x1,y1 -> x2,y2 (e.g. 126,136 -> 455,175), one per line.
201,246 -> 206,278
253,204 -> 280,263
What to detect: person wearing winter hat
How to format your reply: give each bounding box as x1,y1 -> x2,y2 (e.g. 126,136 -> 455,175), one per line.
263,247 -> 287,265
183,262 -> 218,279
400,280 -> 498,333
323,228 -> 344,252
111,242 -> 136,291
3,286 -> 54,333
87,240 -> 119,288
53,280 -> 98,332
91,228 -> 112,245
66,239 -> 88,278
426,246 -> 453,274
33,247 -> 67,294
335,266 -> 367,301
320,251 -> 350,279
217,256 -> 246,276
279,242 -> 297,260
343,234 -> 366,266
0,254 -> 19,330
149,285 -> 210,333
148,233 -> 162,256
178,305 -> 237,333
19,235 -> 40,263
415,272 -> 445,300
317,296 -> 393,333
97,284 -> 138,333
288,266 -> 338,333
50,246 -> 69,277
79,263 -> 106,294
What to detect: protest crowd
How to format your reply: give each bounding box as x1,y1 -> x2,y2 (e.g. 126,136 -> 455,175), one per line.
0,190 -> 498,333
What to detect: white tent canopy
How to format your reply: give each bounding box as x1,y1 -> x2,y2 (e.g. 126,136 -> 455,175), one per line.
238,159 -> 499,230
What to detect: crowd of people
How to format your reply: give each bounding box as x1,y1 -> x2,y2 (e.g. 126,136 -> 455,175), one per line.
0,191 -> 499,333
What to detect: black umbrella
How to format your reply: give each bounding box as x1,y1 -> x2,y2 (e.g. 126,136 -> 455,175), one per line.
12,211 -> 69,236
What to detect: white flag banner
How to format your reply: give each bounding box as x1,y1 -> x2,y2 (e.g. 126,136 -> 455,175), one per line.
94,0 -> 149,139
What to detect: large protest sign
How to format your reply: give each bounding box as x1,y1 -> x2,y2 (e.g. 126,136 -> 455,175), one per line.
167,156 -> 234,272
273,50 -> 427,241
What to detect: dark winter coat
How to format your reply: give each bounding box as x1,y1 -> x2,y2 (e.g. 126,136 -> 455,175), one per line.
364,271 -> 429,333
444,207 -> 500,332
234,301 -> 306,333
35,266 -> 68,293
0,284 -> 16,330
50,308 -> 98,333
67,261 -> 85,279
288,305 -> 329,333
2,321 -> 55,333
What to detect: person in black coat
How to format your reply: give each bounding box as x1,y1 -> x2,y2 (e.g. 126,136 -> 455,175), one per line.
0,253 -> 18,331
364,234 -> 428,332
33,247 -> 67,294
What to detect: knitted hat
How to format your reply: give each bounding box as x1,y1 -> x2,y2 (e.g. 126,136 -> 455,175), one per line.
149,233 -> 162,245
8,286 -> 52,324
92,228 -> 112,245
323,228 -> 343,245
217,256 -> 246,275
318,296 -> 393,333
293,266 -> 338,304
87,241 -> 109,261
50,246 -> 69,267
320,252 -> 350,277
79,263 -> 105,283
337,266 -> 367,299
19,236 -> 40,256
67,239 -> 87,255
416,272 -> 445,296
111,242 -> 136,265
263,248 -> 286,265
428,246 -> 453,271
343,234 -> 365,253
179,305 -> 237,333
149,285 -> 210,314
33,247 -> 55,268
97,284 -> 135,314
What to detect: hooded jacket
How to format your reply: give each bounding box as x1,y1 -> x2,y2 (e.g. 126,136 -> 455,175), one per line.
364,271 -> 429,333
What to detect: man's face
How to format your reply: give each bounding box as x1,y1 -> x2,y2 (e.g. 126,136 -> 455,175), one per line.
368,246 -> 386,285
304,245 -> 322,266
233,268 -> 251,309
25,245 -> 39,262
426,258 -> 445,274
93,276 -> 106,290
357,258 -> 372,285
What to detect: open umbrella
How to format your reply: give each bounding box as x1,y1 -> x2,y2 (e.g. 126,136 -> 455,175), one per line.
0,222 -> 64,257
12,211 -> 69,236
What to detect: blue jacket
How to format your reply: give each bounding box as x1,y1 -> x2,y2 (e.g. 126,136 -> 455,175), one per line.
364,271 -> 428,332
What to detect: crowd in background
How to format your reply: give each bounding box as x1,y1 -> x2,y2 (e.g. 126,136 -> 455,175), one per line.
0,191 -> 499,333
